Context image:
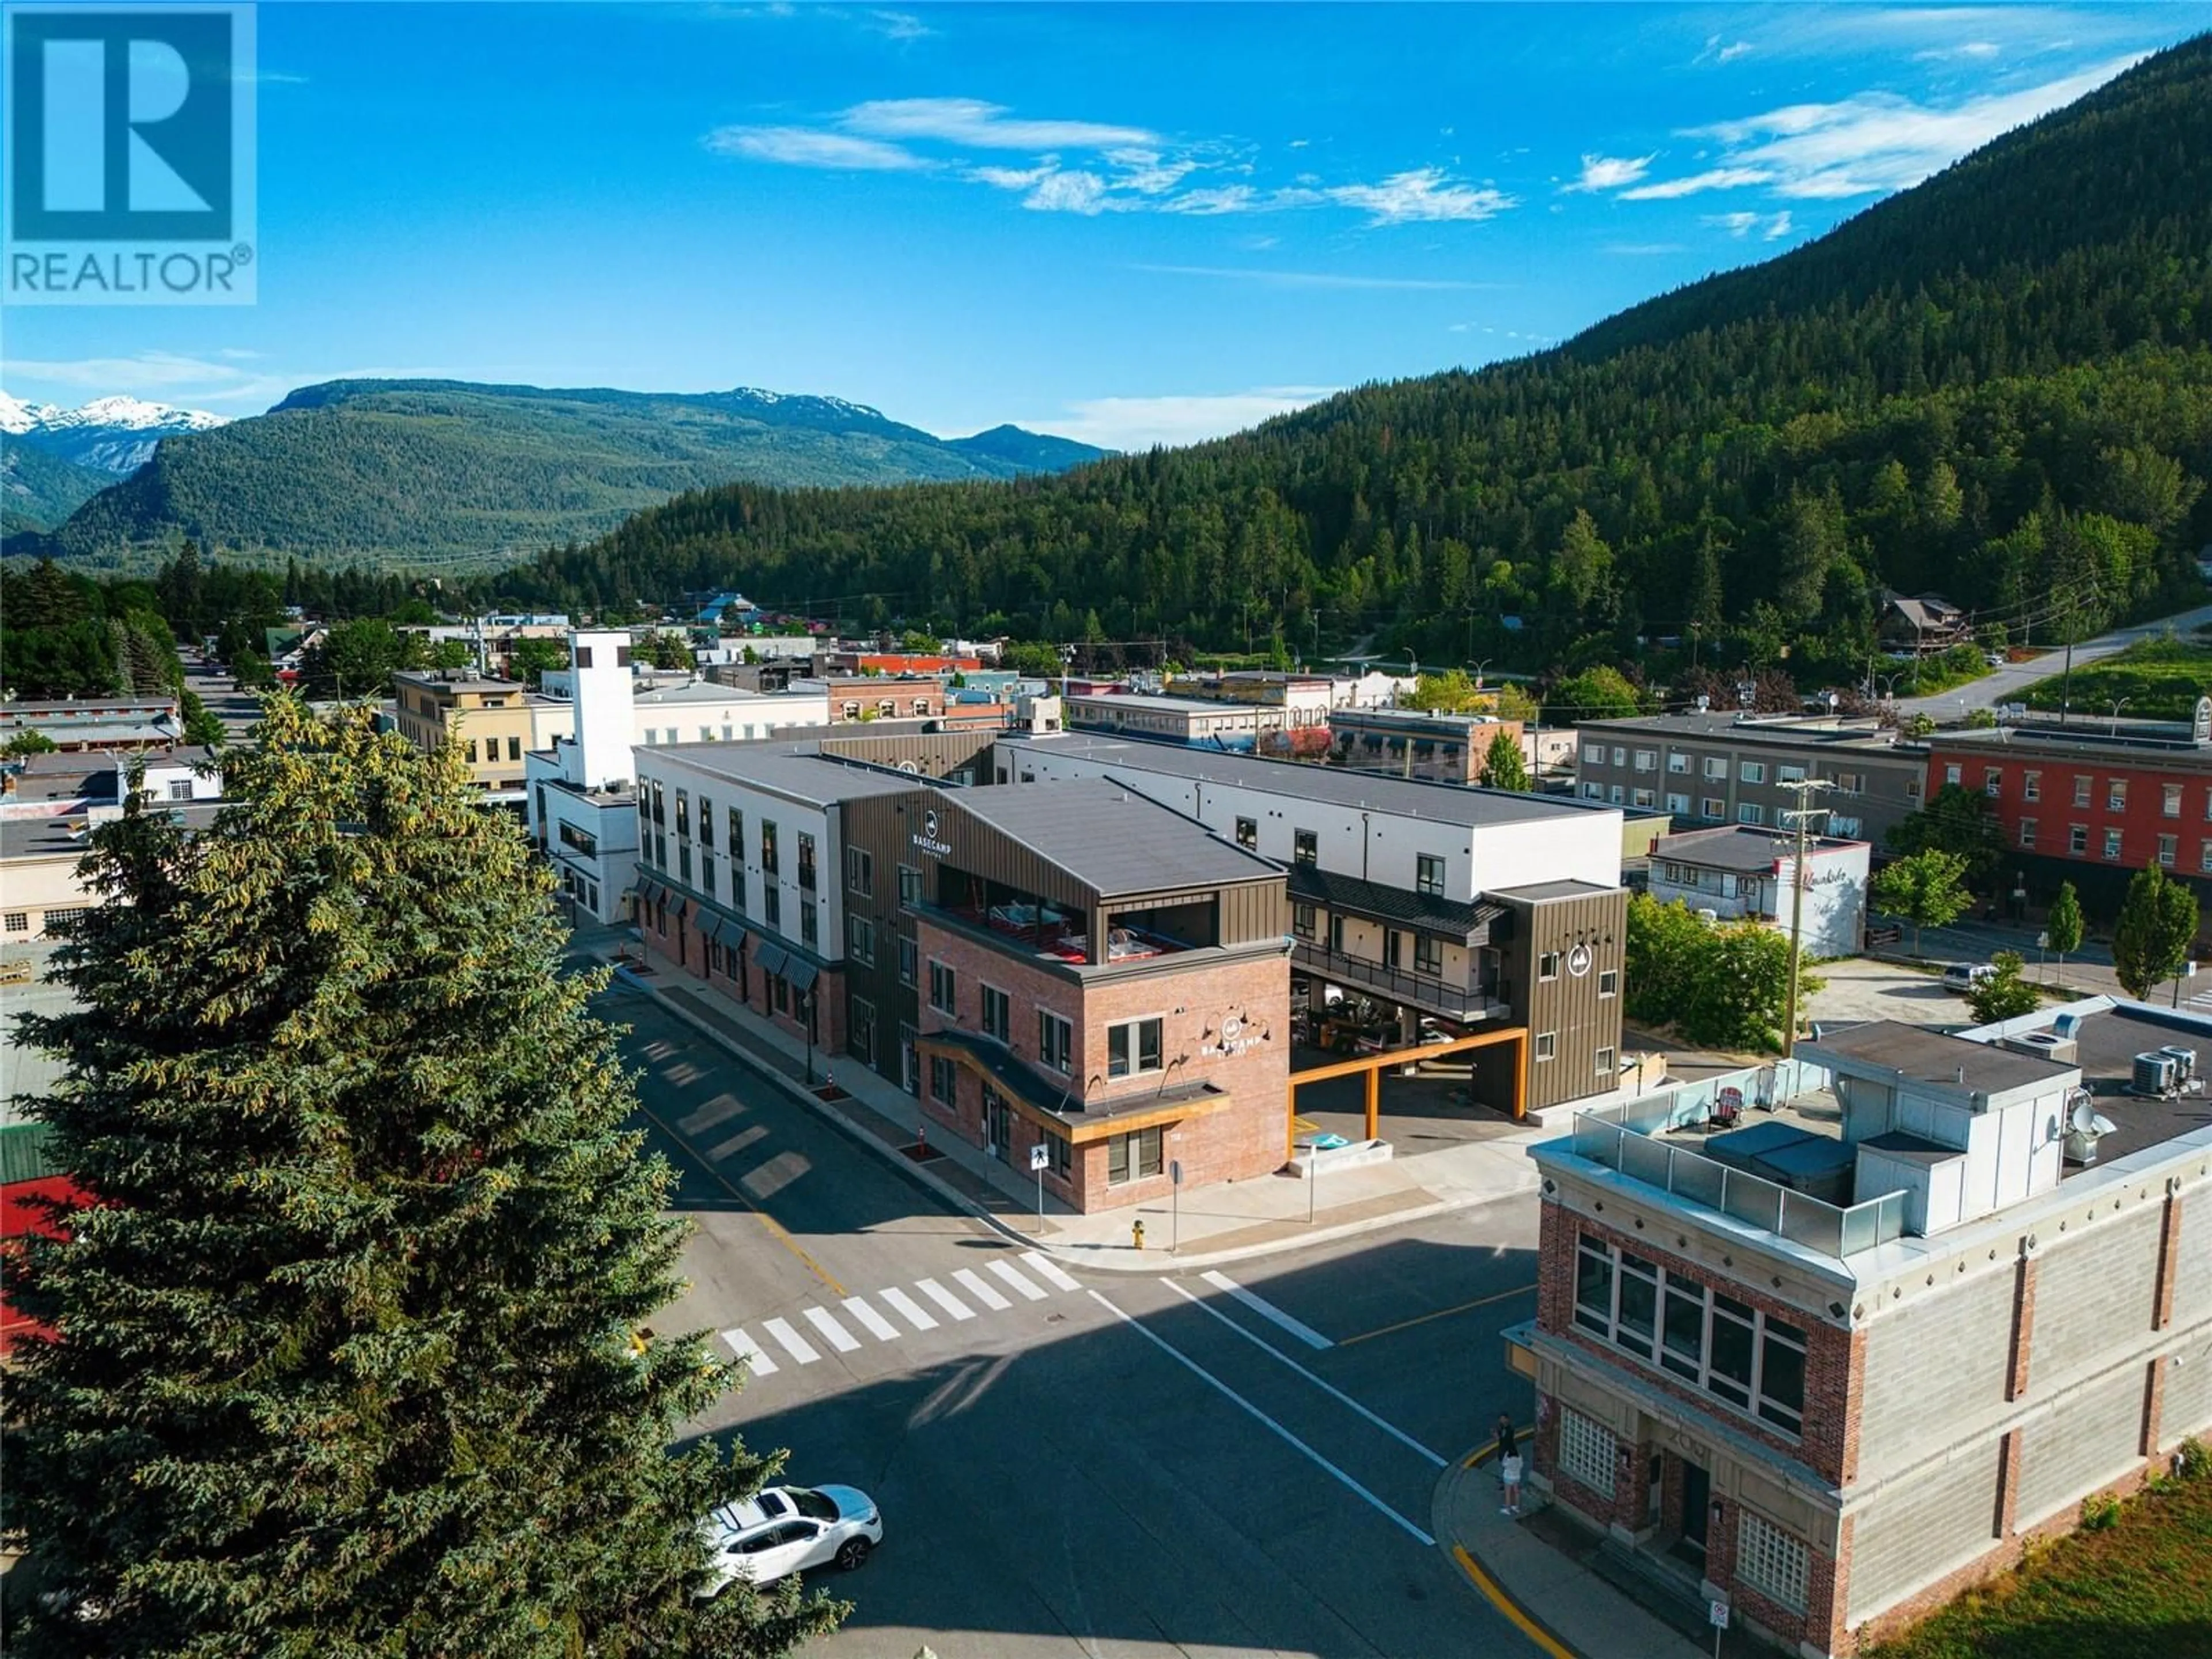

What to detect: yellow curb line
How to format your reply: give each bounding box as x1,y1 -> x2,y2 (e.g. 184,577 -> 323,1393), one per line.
1453,1546 -> 1578,1659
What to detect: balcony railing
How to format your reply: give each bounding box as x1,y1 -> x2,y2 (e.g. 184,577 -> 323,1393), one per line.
1292,940 -> 1510,1021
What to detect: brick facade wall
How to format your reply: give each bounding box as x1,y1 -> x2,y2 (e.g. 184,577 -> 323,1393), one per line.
640,901 -> 845,1054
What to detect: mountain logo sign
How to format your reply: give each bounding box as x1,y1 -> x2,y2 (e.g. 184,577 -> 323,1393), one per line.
5,3 -> 256,303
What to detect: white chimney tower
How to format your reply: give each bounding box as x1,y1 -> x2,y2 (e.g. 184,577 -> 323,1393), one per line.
569,629 -> 636,790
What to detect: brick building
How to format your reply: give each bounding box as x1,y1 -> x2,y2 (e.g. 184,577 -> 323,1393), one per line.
1521,1007 -> 2212,1654
1926,711 -> 2212,918
1327,705 -> 1527,786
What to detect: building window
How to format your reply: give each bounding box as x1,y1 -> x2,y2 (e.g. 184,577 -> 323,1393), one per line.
728,808 -> 744,861
1582,743 -> 1605,766
1667,752 -> 1688,774
2073,775 -> 2092,807
1416,854 -> 1445,897
2104,828 -> 2124,861
698,854 -> 717,899
2164,782 -> 2185,819
2070,824 -> 2089,855
1595,1046 -> 1615,1077
675,790 -> 690,838
1738,804 -> 1765,825
1556,1408 -> 1616,1501
1582,783 -> 1604,800
1700,797 -> 1725,819
1633,749 -> 1656,772
2108,781 -> 2128,813
1739,761 -> 1765,784
2018,819 -> 2037,849
1984,768 -> 2002,798
929,959 -> 956,1015
1777,764 -> 1804,784
797,832 -> 817,890
1598,968 -> 1618,998
1665,793 -> 1690,816
3,912 -> 26,933
897,935 -> 918,986
1632,788 -> 1655,809
929,1054 -> 957,1104
1574,1236 -> 1807,1436
1608,747 -> 1625,767
846,914 -> 875,964
847,846 -> 873,895
166,779 -> 193,801
2159,834 -> 2177,868
1042,1130 -> 1072,1179
1107,1125 -> 1164,1185
1414,934 -> 1443,975
1236,816 -> 1258,850
980,984 -> 1011,1042
1038,1010 -> 1073,1073
800,901 -> 817,949
678,845 -> 691,884
1737,1513 -> 1810,1613
464,740 -> 478,764
760,820 -> 779,874
1293,828 -> 1318,866
1293,903 -> 1316,941
1539,951 -> 1559,981
1534,1031 -> 1556,1061
2022,771 -> 2040,802
508,736 -> 522,762
1703,756 -> 1727,780
1107,1017 -> 1164,1078
1943,763 -> 1961,787
898,863 -> 923,907
1609,786 -> 1625,805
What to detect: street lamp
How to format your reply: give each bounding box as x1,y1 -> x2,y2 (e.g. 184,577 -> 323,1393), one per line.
2108,696 -> 2133,736
1472,657 -> 1494,690
801,987 -> 817,1084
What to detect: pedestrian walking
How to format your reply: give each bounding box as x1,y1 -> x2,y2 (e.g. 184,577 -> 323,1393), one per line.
1499,1449 -> 1524,1518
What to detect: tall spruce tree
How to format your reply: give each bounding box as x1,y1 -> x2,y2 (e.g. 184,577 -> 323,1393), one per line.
2,699 -> 843,1658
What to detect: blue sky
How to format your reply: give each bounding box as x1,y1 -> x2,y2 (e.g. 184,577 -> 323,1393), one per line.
6,2 -> 2209,449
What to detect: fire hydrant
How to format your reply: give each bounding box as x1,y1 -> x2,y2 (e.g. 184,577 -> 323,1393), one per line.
1131,1219 -> 1146,1252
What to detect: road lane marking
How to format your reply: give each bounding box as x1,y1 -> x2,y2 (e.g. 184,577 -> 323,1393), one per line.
916,1278 -> 976,1321
802,1306 -> 861,1353
1335,1283 -> 1539,1348
1088,1290 -> 1434,1547
953,1267 -> 1013,1311
630,1099 -> 846,1297
843,1296 -> 902,1342
1199,1270 -> 1332,1350
1160,1278 -> 1444,1468
719,1327 -> 778,1376
762,1317 -> 821,1365
988,1259 -> 1050,1301
1024,1253 -> 1082,1291
1452,1546 -> 1575,1659
880,1286 -> 940,1331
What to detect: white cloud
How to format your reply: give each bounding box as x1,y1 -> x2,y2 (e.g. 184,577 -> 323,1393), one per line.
1023,387 -> 1338,450
1136,264 -> 1502,291
704,125 -> 929,170
1325,168 -> 1516,225
1619,166 -> 1775,199
1700,210 -> 1794,240
842,96 -> 1157,151
1565,153 -> 1656,192
1697,34 -> 1755,64
2,352 -> 449,411
1679,54 -> 2143,198
1024,170 -> 1113,215
1764,210 -> 1795,240
1603,242 -> 1689,256
1915,40 -> 2002,62
1157,185 -> 1260,216
1107,148 -> 1199,195
970,162 -> 1055,191
868,10 -> 934,40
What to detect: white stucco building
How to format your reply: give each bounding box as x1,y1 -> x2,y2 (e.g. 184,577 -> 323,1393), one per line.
1647,823 -> 1870,958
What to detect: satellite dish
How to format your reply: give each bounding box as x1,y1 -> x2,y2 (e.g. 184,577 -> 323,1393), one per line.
2069,1094 -> 2101,1136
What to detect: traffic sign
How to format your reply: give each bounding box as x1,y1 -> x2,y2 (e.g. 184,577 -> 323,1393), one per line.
1171,1160 -> 1183,1185
1029,1143 -> 1051,1172
1709,1600 -> 1730,1628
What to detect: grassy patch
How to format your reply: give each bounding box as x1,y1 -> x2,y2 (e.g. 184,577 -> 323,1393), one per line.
1863,1449 -> 2212,1659
1888,643 -> 1994,697
2020,637 -> 2212,721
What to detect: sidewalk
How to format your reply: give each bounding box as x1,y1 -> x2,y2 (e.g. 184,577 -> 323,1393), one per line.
1435,1449 -> 1744,1659
596,944 -> 1549,1271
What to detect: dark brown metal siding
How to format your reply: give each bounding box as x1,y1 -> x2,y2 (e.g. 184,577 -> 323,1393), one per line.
1499,888 -> 1628,1112
817,730 -> 998,781
921,794 -> 1100,912
1219,879 -> 1290,946
834,792 -> 931,1088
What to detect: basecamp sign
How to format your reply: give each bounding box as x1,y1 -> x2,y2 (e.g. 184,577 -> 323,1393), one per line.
1201,1008 -> 1266,1058
909,806 -> 951,858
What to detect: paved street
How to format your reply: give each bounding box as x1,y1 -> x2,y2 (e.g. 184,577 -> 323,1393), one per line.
1895,597 -> 2212,717
600,978 -> 1545,1659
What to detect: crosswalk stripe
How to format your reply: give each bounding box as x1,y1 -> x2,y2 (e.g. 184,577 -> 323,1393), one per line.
719,1327 -> 778,1376
1024,1253 -> 1082,1292
843,1296 -> 902,1342
988,1259 -> 1050,1301
1200,1270 -> 1333,1350
803,1306 -> 861,1353
953,1267 -> 1013,1311
762,1316 -> 822,1365
880,1286 -> 940,1331
916,1278 -> 976,1321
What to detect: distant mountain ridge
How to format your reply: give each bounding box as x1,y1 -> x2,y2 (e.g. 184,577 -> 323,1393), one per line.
1,441 -> 111,536
2,393 -> 228,475
8,380 -> 1108,573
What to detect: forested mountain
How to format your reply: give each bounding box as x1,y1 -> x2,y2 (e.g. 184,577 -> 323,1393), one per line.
8,381 -> 1105,574
947,425 -> 1113,473
499,37 -> 2212,680
2,394 -> 228,475
1,442 -> 109,536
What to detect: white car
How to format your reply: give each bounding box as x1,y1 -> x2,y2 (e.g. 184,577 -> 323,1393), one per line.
702,1484 -> 883,1590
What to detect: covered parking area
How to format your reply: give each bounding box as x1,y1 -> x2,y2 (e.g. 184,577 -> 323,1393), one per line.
1283,1026 -> 1528,1159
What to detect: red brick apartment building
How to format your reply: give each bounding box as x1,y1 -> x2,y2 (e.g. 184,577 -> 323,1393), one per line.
1522,1011 -> 2211,1655
1927,713 -> 2212,917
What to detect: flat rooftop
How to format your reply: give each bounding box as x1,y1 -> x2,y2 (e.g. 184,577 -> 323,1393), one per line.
1007,732 -> 1603,829
950,777 -> 1282,896
1655,823 -> 1866,870
643,742 -> 921,806
1067,691 -> 1257,716
1573,711 -> 1916,755
2060,1003 -> 2212,1165
1806,1018 -> 2078,1097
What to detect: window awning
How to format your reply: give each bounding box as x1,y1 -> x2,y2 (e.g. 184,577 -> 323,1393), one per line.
722,921 -> 749,952
696,912 -> 728,946
753,942 -> 789,979
635,877 -> 666,908
783,959 -> 819,994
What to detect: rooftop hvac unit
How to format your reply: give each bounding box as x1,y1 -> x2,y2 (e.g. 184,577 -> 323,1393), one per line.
1696,907 -> 1719,924
2052,1010 -> 2088,1042
2158,1045 -> 2198,1084
2133,1051 -> 2179,1097
2001,1031 -> 2078,1065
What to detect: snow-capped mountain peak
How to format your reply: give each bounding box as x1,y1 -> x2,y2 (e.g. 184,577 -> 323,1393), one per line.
39,394 -> 227,434
0,392 -> 59,435
1,392 -> 227,475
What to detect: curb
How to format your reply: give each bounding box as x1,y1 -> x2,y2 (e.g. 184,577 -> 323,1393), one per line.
1434,1441 -> 1582,1659
613,965 -> 1527,1273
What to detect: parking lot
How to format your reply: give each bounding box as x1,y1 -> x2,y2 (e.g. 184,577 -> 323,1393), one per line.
1805,956 -> 1974,1031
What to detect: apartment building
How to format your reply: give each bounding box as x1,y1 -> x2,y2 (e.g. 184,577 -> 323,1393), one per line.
392,669 -> 565,792
1572,713 -> 1925,845
1648,824 -> 1871,959
1328,706 -> 1526,785
1522,1006 -> 2211,1655
1064,691 -> 1283,750
1927,711 -> 2212,915
997,733 -> 1630,1114
1164,671 -> 1336,730
630,733 -> 1291,1210
797,675 -> 950,724
0,694 -> 183,753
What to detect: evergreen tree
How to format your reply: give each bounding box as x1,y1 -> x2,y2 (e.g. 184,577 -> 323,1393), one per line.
2,701 -> 844,1658
1482,728 -> 1531,791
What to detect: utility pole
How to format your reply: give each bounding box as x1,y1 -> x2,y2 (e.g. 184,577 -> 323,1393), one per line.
1778,779 -> 1834,1058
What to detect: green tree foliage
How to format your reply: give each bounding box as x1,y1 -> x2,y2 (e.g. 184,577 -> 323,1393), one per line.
1625,895 -> 1817,1052
1482,728 -> 1531,791
508,635 -> 570,687
3,729 -> 59,757
1887,783 -> 2008,882
1,701 -> 844,1657
465,41 -> 2212,673
2046,880 -> 2086,977
1411,669 -> 1487,713
301,617 -> 411,697
641,630 -> 694,670
2112,862 -> 2201,999
230,647 -> 279,691
1968,952 -> 2045,1022
177,687 -> 226,749
1873,849 -> 1974,955
1001,641 -> 1065,677
1545,666 -> 1642,724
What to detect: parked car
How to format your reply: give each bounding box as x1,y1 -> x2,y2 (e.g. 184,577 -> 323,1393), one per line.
1942,962 -> 1996,993
702,1484 -> 883,1592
